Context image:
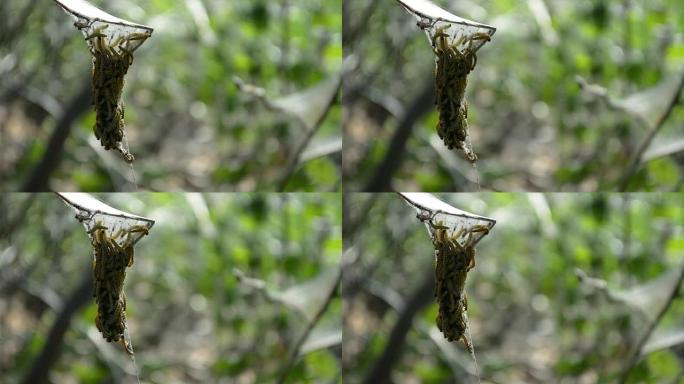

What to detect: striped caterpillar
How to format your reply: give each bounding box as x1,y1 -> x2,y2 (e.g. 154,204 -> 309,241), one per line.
89,222 -> 148,354
432,26 -> 491,163
86,25 -> 148,163
431,221 -> 489,349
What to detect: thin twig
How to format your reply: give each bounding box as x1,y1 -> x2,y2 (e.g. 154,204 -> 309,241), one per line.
618,67 -> 684,191
277,79 -> 342,191
617,261 -> 684,383
277,267 -> 342,384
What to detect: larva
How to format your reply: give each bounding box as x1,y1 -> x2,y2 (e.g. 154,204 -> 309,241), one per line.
431,222 -> 489,348
89,221 -> 143,354
432,26 -> 491,162
86,25 -> 137,163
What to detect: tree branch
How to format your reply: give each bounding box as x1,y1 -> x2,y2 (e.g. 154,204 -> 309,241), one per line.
278,78 -> 342,191
277,267 -> 342,384
362,267 -> 434,384
618,67 -> 684,191
20,270 -> 93,384
617,261 -> 684,383
364,78 -> 435,191
22,79 -> 91,191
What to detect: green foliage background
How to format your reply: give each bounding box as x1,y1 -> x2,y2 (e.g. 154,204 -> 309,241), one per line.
344,193 -> 684,383
0,193 -> 342,383
343,0 -> 684,191
0,0 -> 342,191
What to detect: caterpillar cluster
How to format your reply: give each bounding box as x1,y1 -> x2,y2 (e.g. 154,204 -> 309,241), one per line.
86,26 -> 146,163
432,224 -> 473,347
432,26 -> 490,163
89,222 -> 148,354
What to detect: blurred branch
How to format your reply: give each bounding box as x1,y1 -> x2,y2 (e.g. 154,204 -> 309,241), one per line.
343,0 -> 381,48
0,0 -> 39,46
185,0 -> 217,46
617,261 -> 684,384
0,193 -> 36,240
20,270 -> 93,384
576,68 -> 684,191
576,75 -> 649,125
280,0 -> 290,77
277,267 -> 341,384
234,266 -> 339,320
233,76 -> 270,106
233,76 -> 341,190
527,0 -> 559,46
364,78 -> 435,191
22,78 -> 91,191
342,192 -> 379,240
233,268 -> 271,296
355,276 -> 481,380
362,267 -> 434,384
577,256 -> 678,322
277,79 -> 341,191
618,67 -> 684,191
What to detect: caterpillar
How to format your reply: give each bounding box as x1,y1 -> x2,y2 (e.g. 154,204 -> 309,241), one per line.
89,221 -> 147,354
432,26 -> 491,163
86,25 -> 142,163
431,221 -> 489,349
